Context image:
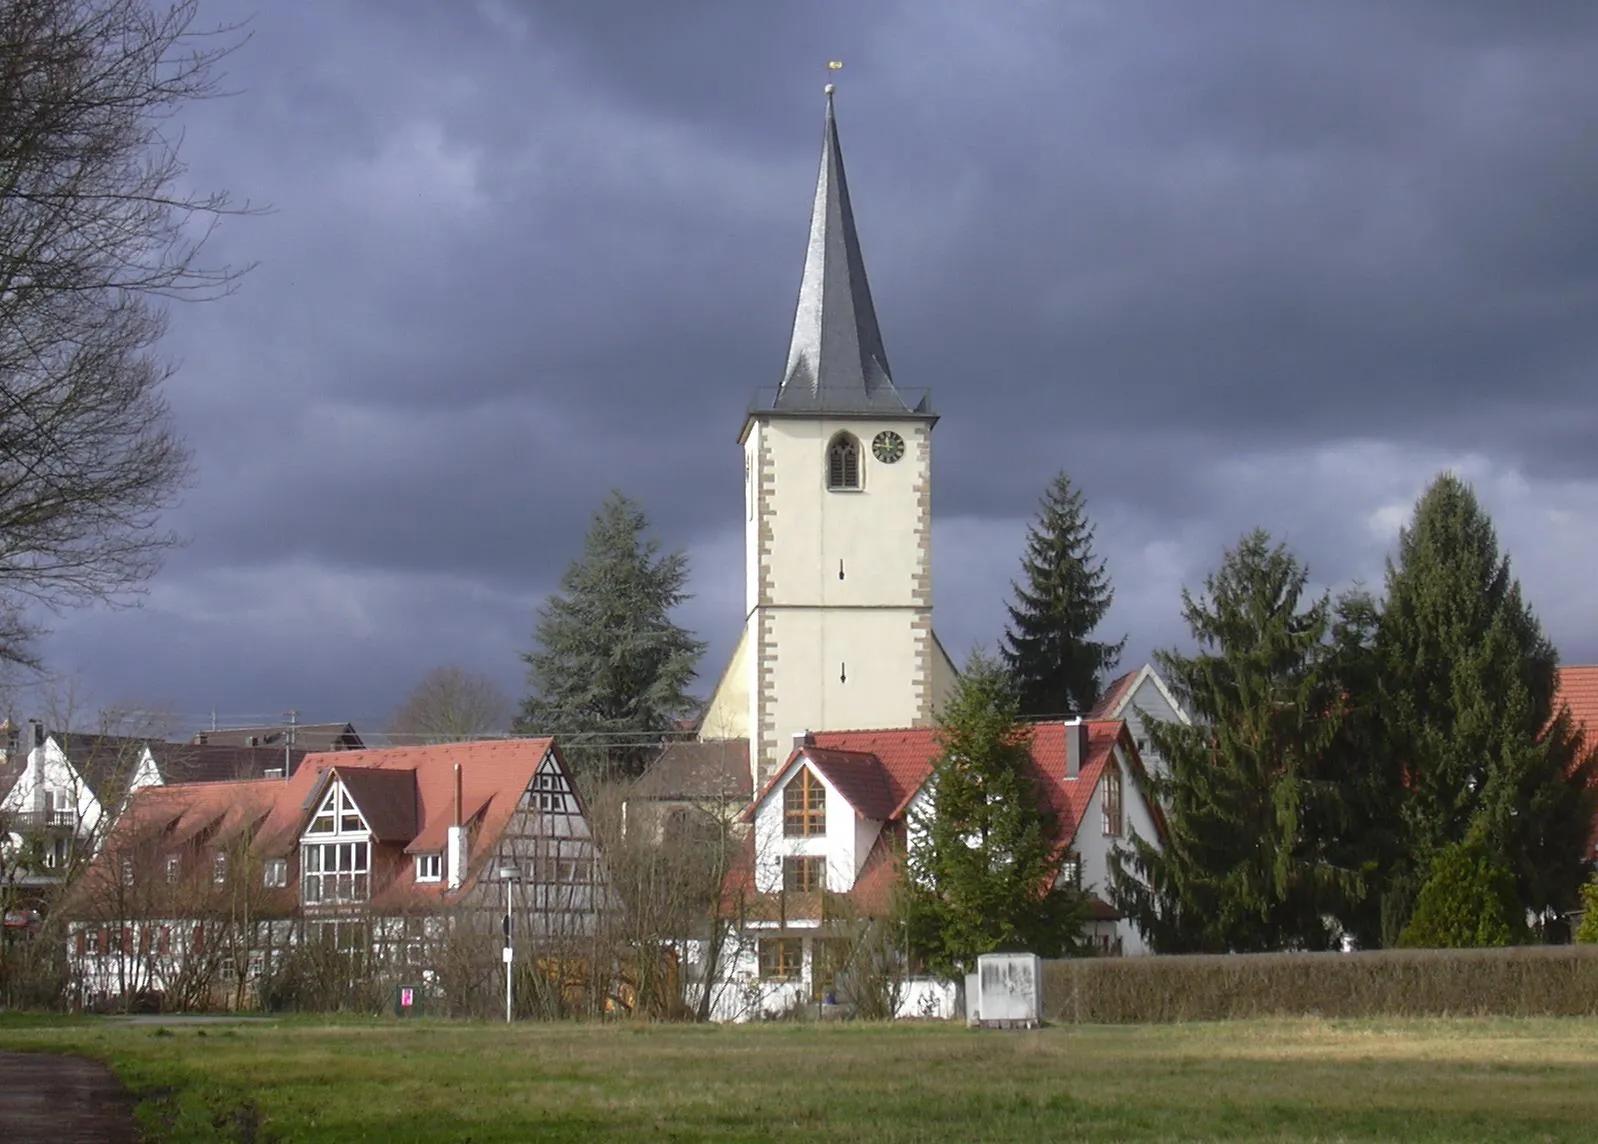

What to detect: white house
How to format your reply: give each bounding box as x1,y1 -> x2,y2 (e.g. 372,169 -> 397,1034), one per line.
699,718 -> 1163,1022
0,722 -> 317,888
1087,663 -> 1194,784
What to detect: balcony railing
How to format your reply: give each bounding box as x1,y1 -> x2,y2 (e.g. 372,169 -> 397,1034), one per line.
7,808 -> 78,830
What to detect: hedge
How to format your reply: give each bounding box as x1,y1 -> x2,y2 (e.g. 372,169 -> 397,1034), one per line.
1042,945 -> 1598,1024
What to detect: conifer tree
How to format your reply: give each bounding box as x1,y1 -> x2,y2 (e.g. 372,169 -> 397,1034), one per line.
902,651 -> 1087,977
517,490 -> 706,781
1376,472 -> 1598,927
1111,531 -> 1358,952
1001,472 -> 1125,717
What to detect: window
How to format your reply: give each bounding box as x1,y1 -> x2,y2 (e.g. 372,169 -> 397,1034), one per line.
308,782 -> 368,836
526,767 -> 567,813
263,858 -> 288,888
415,853 -> 442,883
1057,852 -> 1081,889
1102,765 -> 1123,837
758,937 -> 802,980
212,853 -> 228,885
119,856 -> 134,887
782,855 -> 825,893
825,433 -> 861,491
164,854 -> 180,885
813,939 -> 850,997
782,768 -> 825,837
301,840 -> 370,904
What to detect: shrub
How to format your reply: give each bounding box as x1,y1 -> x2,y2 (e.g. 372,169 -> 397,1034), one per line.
1397,838 -> 1524,949
1042,945 -> 1598,1023
1575,877 -> 1598,945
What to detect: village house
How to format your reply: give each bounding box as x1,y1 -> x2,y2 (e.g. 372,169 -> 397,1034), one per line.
1088,664 -> 1193,783
65,737 -> 610,1011
0,722 -> 305,890
698,718 -> 1162,1021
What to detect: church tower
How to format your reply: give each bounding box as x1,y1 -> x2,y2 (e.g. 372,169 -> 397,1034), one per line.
729,90 -> 956,788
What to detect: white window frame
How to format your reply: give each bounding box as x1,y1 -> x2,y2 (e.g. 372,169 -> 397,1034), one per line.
414,852 -> 442,883
263,858 -> 288,888
301,840 -> 370,904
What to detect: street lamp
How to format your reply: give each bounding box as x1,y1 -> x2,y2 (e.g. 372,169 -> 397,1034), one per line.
498,864 -> 521,1024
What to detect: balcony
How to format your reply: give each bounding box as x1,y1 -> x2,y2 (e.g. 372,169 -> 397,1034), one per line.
6,808 -> 78,831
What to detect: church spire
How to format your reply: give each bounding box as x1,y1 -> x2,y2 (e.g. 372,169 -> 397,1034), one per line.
773,89 -> 923,415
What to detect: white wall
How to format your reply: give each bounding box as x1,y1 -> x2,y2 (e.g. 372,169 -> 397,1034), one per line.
743,415 -> 937,783
751,758 -> 874,894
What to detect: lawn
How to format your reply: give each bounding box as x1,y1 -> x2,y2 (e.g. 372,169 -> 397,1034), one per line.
1,1013 -> 1596,1142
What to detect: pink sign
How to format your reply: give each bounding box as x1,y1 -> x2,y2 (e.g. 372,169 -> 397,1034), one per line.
400,987 -> 414,1008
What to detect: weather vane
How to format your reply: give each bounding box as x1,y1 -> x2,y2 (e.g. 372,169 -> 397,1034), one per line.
825,59 -> 843,95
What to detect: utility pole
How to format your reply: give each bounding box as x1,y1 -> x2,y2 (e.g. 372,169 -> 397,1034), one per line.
284,709 -> 297,780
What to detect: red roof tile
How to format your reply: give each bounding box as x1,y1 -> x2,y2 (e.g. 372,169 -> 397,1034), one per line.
1088,671 -> 1138,719
1554,667 -> 1598,858
95,738 -> 562,909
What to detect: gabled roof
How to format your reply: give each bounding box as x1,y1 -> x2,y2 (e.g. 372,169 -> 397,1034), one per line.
1088,672 -> 1139,719
1553,667 -> 1598,860
1086,663 -> 1193,726
1556,667 -> 1598,739
50,732 -> 152,802
148,742 -> 309,784
728,720 -> 1152,920
766,92 -> 930,420
748,721 -> 1137,843
333,767 -> 419,842
630,740 -> 751,802
92,738 -> 566,912
192,723 -> 363,753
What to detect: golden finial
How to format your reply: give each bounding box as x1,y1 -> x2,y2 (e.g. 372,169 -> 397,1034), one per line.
825,60 -> 842,96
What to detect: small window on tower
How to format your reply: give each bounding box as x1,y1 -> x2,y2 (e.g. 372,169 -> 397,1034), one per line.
826,433 -> 861,491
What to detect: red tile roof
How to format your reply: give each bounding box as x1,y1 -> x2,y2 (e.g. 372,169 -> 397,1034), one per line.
727,720 -> 1150,918
1088,671 -> 1138,719
94,738 -> 561,910
1554,667 -> 1598,859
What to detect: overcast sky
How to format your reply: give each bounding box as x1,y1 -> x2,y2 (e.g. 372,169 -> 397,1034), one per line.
18,0 -> 1598,735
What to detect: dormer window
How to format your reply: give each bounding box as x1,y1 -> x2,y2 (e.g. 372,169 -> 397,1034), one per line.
783,767 -> 825,837
415,853 -> 442,882
825,433 -> 861,491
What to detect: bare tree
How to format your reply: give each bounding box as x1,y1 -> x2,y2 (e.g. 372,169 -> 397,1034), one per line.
388,665 -> 511,744
0,0 -> 257,665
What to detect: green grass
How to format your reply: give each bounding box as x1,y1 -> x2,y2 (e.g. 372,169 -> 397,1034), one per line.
3,1014 -> 1597,1141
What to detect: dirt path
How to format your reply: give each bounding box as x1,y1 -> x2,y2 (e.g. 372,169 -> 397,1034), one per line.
0,1051 -> 137,1143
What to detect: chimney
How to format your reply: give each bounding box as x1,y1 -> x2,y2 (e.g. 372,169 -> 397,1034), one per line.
1065,717 -> 1087,779
791,729 -> 813,753
5,722 -> 17,763
446,763 -> 466,890
28,719 -> 43,749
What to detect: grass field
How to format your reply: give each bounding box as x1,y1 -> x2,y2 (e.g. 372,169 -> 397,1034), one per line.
2,1014 -> 1597,1142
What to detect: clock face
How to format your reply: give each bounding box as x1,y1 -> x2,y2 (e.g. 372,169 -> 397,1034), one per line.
872,430 -> 905,464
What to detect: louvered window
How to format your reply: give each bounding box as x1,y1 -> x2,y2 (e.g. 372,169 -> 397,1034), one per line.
826,434 -> 861,490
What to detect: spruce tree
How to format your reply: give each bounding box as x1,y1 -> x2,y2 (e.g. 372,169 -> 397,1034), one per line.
903,651 -> 1087,977
1376,472 -> 1598,926
1110,531 -> 1357,953
517,490 -> 706,781
1001,472 -> 1125,718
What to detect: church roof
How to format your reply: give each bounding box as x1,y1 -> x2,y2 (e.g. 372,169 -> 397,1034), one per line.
767,92 -> 932,419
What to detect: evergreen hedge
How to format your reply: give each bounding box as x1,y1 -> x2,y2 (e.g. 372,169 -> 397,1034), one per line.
1042,946 -> 1598,1023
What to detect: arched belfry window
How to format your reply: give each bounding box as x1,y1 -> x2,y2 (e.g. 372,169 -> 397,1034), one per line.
826,433 -> 861,491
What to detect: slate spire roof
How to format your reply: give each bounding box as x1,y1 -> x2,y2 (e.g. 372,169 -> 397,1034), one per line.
772,91 -> 930,417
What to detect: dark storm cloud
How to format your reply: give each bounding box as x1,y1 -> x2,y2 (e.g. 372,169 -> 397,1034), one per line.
25,0 -> 1598,730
